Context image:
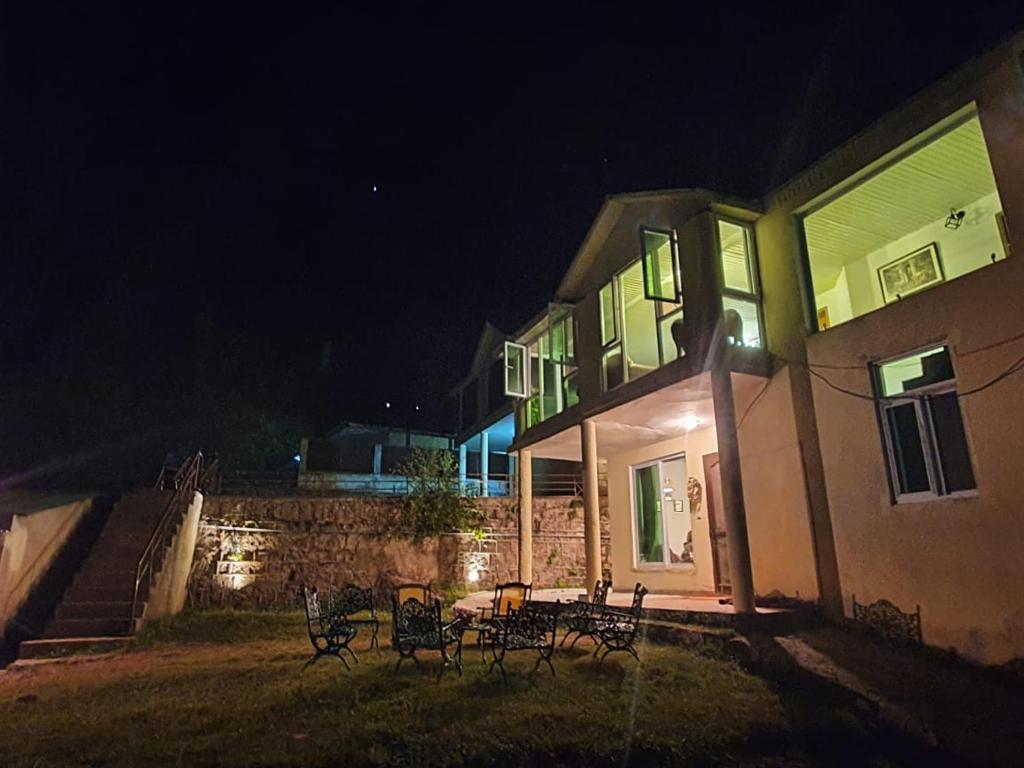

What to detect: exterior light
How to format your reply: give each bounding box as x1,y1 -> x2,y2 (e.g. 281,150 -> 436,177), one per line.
467,567 -> 480,583
385,401 -> 391,409
372,185 -> 378,193
681,414 -> 701,430
293,454 -> 301,463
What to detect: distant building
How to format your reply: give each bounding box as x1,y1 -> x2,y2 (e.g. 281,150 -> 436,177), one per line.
298,422 -> 454,494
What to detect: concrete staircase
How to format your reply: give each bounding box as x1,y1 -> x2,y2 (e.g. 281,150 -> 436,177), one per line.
17,489 -> 173,658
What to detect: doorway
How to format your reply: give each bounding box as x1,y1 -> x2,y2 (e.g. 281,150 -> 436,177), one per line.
702,452 -> 731,593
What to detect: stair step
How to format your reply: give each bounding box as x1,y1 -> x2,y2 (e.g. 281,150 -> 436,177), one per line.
47,617 -> 134,638
56,601 -> 142,620
67,586 -> 135,603
17,636 -> 133,660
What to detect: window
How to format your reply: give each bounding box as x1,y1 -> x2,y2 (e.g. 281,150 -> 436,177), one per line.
599,232 -> 684,392
641,229 -> 680,302
804,113 -> 1007,330
717,218 -> 762,348
875,346 -> 976,502
503,342 -> 527,398
632,455 -> 693,566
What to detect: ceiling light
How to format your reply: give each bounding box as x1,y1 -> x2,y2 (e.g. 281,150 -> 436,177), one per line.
681,414 -> 700,430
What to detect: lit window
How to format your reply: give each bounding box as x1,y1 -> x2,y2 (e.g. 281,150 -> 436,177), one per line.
875,346 -> 976,502
633,455 -> 692,566
804,113 -> 1007,330
641,229 -> 680,302
717,218 -> 762,348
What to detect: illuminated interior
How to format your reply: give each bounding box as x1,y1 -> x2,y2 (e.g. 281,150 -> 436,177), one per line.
804,113 -> 1008,330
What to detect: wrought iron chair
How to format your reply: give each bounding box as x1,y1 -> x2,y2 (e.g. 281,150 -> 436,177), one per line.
391,590 -> 465,680
593,582 -> 648,663
560,578 -> 612,648
395,582 -> 432,607
329,583 -> 381,655
475,581 -> 532,660
488,601 -> 561,683
300,586 -> 358,671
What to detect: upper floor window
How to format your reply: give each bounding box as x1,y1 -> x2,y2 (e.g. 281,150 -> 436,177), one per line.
803,113 -> 1008,331
717,218 -> 762,348
505,308 -> 577,431
599,229 -> 684,391
874,346 -> 976,502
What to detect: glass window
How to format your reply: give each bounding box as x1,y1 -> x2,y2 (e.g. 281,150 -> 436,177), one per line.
641,229 -> 680,302
563,371 -> 580,409
621,261 -> 660,380
659,310 -> 683,363
599,283 -> 618,346
804,114 -> 1007,330
875,346 -> 976,501
718,220 -> 754,293
503,342 -> 527,398
633,455 -> 692,566
722,296 -> 761,348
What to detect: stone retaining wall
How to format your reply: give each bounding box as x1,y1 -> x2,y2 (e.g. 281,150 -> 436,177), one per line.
189,495 -> 610,609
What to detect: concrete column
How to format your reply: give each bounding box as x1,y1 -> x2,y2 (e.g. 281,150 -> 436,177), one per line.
711,366 -> 756,614
581,419 -> 602,596
480,430 -> 490,498
298,438 -> 309,472
457,443 -> 467,494
372,443 -> 383,475
518,448 -> 533,583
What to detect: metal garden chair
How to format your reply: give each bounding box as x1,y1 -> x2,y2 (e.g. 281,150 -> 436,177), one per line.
300,585 -> 358,671
560,578 -> 612,648
329,583 -> 381,654
487,601 -> 561,683
592,582 -> 648,663
390,589 -> 466,680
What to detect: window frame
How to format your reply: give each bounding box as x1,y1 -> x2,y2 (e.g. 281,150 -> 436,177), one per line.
628,453 -> 695,570
714,216 -> 764,349
639,227 -> 682,303
872,345 -> 977,504
503,341 -> 528,399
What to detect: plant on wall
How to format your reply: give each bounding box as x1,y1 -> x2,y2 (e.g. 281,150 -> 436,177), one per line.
396,448 -> 483,540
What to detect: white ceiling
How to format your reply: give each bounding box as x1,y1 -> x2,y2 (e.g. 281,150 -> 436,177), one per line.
804,116 -> 999,290
523,372 -> 765,462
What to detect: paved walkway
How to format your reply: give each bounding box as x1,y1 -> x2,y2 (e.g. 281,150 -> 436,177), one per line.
454,587 -> 786,616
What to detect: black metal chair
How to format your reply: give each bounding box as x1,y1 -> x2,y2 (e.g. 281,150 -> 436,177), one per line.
487,601 -> 560,683
391,590 -> 465,680
329,583 -> 381,654
560,579 -> 612,648
474,581 -> 532,659
300,586 -> 358,671
593,582 -> 648,663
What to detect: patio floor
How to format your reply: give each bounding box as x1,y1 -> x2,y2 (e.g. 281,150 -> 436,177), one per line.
455,587 -> 789,617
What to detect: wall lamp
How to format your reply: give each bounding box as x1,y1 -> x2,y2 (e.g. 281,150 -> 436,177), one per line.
945,208 -> 966,230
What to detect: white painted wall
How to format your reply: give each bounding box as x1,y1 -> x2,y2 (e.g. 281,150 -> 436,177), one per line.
817,191 -> 1006,326
145,491 -> 204,622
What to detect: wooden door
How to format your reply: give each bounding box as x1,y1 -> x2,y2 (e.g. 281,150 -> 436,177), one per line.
702,452 -> 731,593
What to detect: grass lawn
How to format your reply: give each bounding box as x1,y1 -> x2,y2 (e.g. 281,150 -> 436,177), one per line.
0,610 -> 923,767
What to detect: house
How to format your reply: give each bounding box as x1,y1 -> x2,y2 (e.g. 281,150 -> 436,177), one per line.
496,33 -> 1024,665
451,321 -> 583,497
298,422 -> 455,494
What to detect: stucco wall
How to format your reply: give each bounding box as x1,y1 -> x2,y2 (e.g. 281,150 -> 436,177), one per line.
147,491 -> 204,621
771,52 -> 1024,664
0,497 -> 93,636
734,368 -> 821,601
189,495 -> 609,608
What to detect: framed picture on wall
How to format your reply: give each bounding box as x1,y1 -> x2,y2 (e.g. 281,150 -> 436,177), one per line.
877,243 -> 944,304
816,306 -> 830,331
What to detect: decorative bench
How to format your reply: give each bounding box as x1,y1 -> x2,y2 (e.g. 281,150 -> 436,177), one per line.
851,594 -> 923,645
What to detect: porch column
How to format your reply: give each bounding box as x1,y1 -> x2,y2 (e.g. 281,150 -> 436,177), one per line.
457,443 -> 467,493
581,419 -> 602,596
518,448 -> 533,583
372,443 -> 383,475
480,430 -> 490,497
711,367 -> 756,614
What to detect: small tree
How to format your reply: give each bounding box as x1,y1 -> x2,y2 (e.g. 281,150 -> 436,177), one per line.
397,448 -> 483,539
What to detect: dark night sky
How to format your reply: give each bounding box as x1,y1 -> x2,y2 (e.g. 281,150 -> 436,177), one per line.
2,2 -> 1023,478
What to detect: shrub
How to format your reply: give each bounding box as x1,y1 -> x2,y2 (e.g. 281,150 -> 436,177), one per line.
396,448 -> 483,539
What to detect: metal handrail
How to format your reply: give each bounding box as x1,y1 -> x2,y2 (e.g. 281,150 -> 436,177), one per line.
131,451 -> 203,626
